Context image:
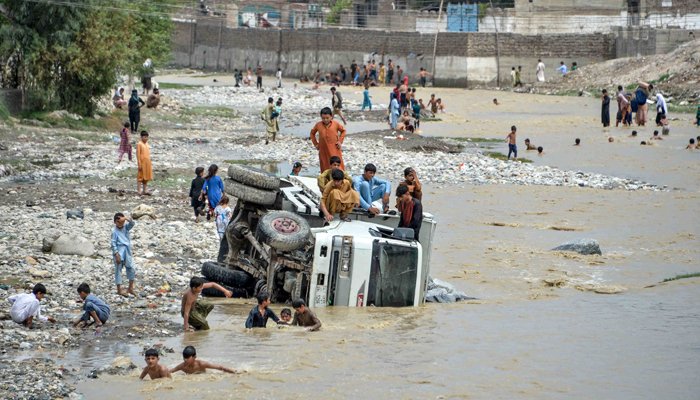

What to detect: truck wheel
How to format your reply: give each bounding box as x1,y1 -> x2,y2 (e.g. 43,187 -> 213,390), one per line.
227,164 -> 280,190
257,210 -> 310,251
225,179 -> 278,206
201,282 -> 249,298
201,261 -> 254,288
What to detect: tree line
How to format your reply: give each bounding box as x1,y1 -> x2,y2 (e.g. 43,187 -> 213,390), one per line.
0,0 -> 174,116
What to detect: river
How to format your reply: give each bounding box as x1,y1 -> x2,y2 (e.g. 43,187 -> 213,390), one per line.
71,78 -> 700,399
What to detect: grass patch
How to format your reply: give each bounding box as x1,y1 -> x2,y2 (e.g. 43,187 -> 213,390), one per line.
625,83 -> 638,91
662,272 -> 700,283
183,106 -> 237,119
0,101 -> 9,121
422,116 -> 442,122
667,103 -> 697,114
20,110 -> 123,131
485,151 -> 532,163
446,137 -> 502,143
158,82 -> 200,90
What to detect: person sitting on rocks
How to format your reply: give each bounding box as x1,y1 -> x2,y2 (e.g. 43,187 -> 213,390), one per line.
170,346 -> 238,375
291,299 -> 322,331
112,87 -> 126,109
8,283 -> 56,328
317,156 -> 351,192
73,283 -> 110,329
353,163 -> 391,216
140,348 -> 171,380
181,277 -> 232,332
146,87 -> 160,109
524,138 -> 536,150
320,169 -> 360,222
398,110 -> 415,133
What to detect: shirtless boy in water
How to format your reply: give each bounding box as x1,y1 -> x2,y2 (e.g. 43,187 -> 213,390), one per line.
170,346 -> 238,374
140,348 -> 171,380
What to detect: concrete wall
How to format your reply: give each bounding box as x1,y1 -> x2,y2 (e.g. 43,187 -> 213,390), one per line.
170,21 -> 615,86
615,27 -> 697,57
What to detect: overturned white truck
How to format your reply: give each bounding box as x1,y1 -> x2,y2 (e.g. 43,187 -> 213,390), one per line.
201,165 -> 436,307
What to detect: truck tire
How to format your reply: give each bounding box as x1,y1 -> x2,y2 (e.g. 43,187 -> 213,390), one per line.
201,282 -> 250,298
225,179 -> 278,206
256,210 -> 310,251
227,164 -> 280,190
201,261 -> 254,288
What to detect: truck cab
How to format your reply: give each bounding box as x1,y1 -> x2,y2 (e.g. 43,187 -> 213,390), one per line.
205,166 -> 436,308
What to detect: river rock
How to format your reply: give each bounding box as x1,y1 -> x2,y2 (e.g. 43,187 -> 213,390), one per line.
28,268 -> 51,278
552,238 -> 602,255
66,209 -> 84,219
109,356 -> 136,370
132,204 -> 155,220
51,234 -> 95,256
41,230 -> 62,253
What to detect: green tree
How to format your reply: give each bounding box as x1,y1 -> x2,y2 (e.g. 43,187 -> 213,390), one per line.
0,0 -> 173,116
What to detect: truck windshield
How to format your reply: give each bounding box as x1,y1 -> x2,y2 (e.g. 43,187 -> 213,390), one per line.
367,242 -> 419,307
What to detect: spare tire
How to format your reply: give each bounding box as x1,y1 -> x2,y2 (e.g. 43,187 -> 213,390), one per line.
225,179 -> 278,206
201,261 -> 254,288
256,210 -> 310,251
228,164 -> 280,190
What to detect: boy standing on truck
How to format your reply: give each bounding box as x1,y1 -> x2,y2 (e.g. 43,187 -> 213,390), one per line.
320,169 -> 360,223
181,277 -> 232,332
245,292 -> 283,328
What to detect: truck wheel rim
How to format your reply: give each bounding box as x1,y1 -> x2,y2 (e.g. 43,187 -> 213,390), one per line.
271,217 -> 300,234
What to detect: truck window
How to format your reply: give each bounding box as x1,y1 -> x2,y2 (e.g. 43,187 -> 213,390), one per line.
367,242 -> 419,307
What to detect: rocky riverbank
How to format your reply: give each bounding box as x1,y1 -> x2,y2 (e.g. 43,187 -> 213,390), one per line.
0,80 -> 668,399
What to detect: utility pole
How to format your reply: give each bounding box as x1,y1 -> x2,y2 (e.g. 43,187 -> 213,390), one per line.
488,0 -> 501,87
430,0 -> 444,86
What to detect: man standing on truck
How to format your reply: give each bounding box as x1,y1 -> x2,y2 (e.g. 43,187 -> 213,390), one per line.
353,163 -> 391,216
320,169 -> 359,222
310,107 -> 347,171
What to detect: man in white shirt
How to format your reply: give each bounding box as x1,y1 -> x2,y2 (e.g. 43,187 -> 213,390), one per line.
8,283 -> 56,328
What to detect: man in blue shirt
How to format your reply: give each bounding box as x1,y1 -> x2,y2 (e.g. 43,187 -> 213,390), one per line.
111,212 -> 136,297
353,163 -> 391,216
557,61 -> 568,76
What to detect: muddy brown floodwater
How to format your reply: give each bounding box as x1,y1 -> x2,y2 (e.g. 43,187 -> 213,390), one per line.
22,77 -> 698,399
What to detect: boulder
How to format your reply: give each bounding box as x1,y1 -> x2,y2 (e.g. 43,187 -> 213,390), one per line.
66,209 -> 84,219
132,204 -> 155,220
41,230 -> 62,253
552,238 -> 602,255
51,234 -> 95,256
28,268 -> 51,278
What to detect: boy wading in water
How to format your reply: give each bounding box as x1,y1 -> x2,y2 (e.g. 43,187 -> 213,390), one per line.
505,125 -> 517,160
170,346 -> 239,374
181,277 -> 232,332
111,212 -> 137,297
140,348 -> 171,380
